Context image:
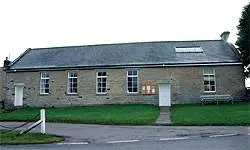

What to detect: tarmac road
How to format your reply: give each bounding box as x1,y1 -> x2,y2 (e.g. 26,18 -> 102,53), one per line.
1,122 -> 250,150
1,134 -> 250,150
0,122 -> 249,143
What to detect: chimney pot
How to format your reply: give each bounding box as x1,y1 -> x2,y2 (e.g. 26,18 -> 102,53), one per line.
220,31 -> 230,42
3,57 -> 11,68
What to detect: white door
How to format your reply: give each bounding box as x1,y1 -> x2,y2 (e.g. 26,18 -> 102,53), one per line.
159,84 -> 171,106
14,85 -> 24,106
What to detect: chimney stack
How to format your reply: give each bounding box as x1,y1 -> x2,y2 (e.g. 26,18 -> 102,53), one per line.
220,31 -> 230,42
3,57 -> 11,68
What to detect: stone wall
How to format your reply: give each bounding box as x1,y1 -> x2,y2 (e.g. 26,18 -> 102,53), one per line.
4,65 -> 245,107
0,68 -> 3,102
0,67 -> 6,108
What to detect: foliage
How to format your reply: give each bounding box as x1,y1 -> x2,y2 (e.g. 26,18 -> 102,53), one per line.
236,3 -> 250,67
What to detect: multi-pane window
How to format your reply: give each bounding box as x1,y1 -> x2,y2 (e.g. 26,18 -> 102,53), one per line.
203,68 -> 216,92
96,72 -> 107,94
127,70 -> 138,93
68,72 -> 78,94
40,72 -> 50,94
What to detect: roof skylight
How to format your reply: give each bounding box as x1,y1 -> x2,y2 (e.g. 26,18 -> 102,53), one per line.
175,47 -> 203,53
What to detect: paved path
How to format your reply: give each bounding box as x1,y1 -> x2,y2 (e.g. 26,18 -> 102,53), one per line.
1,122 -> 249,144
155,107 -> 171,125
155,113 -> 171,125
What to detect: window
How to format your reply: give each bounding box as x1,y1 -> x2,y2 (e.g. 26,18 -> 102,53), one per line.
203,68 -> 216,92
175,47 -> 203,53
40,72 -> 50,94
127,70 -> 138,93
96,72 -> 107,94
68,72 -> 78,94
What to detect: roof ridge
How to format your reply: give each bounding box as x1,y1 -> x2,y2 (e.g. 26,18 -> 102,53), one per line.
29,39 -> 223,50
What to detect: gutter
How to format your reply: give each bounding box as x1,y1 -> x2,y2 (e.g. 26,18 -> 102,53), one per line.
6,62 -> 243,72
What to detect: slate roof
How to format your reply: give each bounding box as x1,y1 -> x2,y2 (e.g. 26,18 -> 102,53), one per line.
9,40 -> 241,70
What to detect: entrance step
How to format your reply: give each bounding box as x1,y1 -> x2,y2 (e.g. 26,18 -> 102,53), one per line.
160,106 -> 171,113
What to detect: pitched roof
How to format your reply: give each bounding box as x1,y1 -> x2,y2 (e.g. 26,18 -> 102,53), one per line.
9,40 -> 241,70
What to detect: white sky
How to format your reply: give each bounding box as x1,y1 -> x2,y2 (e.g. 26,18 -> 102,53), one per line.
0,0 -> 248,64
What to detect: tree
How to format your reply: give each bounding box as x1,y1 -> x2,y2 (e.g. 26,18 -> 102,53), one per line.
236,2 -> 250,68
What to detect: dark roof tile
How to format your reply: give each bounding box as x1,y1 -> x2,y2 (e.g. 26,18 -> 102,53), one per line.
9,40 -> 240,70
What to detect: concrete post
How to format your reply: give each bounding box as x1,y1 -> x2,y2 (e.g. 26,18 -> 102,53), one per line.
40,109 -> 45,134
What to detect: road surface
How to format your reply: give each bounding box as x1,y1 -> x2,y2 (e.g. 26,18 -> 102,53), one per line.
1,134 -> 249,150
1,122 -> 249,149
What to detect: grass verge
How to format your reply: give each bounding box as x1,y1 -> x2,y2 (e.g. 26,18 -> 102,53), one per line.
0,129 -> 64,145
0,104 -> 160,125
171,102 -> 250,125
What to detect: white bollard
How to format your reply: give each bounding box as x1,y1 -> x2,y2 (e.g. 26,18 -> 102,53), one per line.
40,109 -> 46,134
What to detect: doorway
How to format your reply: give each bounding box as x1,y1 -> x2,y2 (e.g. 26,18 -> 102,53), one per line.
14,83 -> 24,106
159,84 -> 171,106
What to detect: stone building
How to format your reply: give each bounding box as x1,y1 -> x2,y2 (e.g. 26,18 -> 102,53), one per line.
3,32 -> 246,108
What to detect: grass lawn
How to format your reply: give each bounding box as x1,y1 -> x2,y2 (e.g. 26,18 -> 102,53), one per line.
1,103 -> 249,125
171,102 -> 250,125
0,104 -> 160,125
0,129 -> 64,145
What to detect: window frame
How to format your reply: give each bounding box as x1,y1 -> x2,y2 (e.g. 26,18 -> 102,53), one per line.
96,71 -> 108,94
127,70 -> 139,94
203,68 -> 216,93
67,72 -> 78,94
40,72 -> 50,94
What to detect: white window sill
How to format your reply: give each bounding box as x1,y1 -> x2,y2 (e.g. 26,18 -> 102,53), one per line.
127,92 -> 139,95
203,91 -> 216,93
39,93 -> 50,96
67,93 -> 78,96
96,93 -> 108,96
96,93 -> 108,95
